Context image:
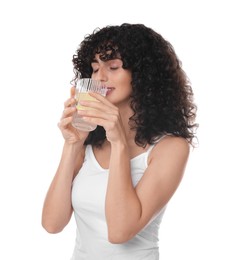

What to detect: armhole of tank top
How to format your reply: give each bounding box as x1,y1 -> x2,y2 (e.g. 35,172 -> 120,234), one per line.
145,134 -> 172,167
85,144 -> 91,156
85,144 -> 94,165
72,145 -> 92,184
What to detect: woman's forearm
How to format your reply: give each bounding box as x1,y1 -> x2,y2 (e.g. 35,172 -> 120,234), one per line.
42,142 -> 85,233
105,142 -> 142,243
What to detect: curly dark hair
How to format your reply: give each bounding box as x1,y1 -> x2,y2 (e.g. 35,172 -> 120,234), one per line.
72,23 -> 198,147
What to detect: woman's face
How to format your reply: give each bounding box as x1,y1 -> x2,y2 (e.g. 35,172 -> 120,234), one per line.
91,54 -> 132,107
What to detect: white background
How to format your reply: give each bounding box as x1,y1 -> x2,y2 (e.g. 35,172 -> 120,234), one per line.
0,0 -> 235,259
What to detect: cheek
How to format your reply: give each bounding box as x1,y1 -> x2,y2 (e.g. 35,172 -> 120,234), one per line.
123,78 -> 132,94
120,72 -> 132,88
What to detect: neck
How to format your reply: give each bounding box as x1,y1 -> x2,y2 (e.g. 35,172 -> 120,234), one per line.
118,103 -> 136,143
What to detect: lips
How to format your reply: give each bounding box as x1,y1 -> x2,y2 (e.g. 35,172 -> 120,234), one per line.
106,87 -> 115,96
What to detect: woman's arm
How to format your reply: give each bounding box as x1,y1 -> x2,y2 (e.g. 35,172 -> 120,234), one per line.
106,136 -> 189,243
75,93 -> 189,243
42,87 -> 88,233
41,142 -> 85,233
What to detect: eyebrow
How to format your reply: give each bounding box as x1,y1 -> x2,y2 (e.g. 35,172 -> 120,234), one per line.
91,58 -> 121,63
91,58 -> 98,63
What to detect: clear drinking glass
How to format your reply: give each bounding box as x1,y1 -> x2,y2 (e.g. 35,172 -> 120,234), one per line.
72,78 -> 107,131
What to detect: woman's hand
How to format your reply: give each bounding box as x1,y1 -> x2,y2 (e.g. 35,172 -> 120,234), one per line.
58,87 -> 89,144
76,92 -> 127,145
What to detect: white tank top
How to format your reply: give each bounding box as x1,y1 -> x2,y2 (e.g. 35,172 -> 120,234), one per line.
71,141 -> 166,260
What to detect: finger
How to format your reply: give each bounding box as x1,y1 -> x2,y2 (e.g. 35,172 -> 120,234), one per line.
88,92 -> 116,108
70,86 -> 76,98
79,98 -> 118,114
81,116 -> 117,131
61,106 -> 76,119
78,100 -> 108,112
77,109 -> 119,122
58,116 -> 73,128
64,97 -> 76,108
63,87 -> 76,108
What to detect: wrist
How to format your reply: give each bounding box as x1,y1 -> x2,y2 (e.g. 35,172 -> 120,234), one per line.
110,141 -> 129,157
62,141 -> 85,158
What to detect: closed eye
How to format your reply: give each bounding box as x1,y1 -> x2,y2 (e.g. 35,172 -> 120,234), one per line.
110,66 -> 119,70
92,68 -> 99,73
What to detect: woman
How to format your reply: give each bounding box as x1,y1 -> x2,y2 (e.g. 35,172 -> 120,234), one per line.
42,23 -> 197,259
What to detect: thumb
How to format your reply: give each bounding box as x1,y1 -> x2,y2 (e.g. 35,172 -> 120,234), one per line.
70,86 -> 76,98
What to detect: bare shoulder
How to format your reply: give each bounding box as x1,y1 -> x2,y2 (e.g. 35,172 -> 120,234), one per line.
135,136 -> 190,227
148,135 -> 190,166
151,136 -> 189,156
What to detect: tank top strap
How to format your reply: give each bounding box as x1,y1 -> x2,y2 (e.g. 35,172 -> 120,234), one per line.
145,134 -> 172,164
147,134 -> 170,151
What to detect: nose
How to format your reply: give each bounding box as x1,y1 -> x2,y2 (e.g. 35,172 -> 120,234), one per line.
93,67 -> 108,82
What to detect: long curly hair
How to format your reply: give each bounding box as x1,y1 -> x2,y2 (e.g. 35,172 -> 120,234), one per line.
72,23 -> 198,147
